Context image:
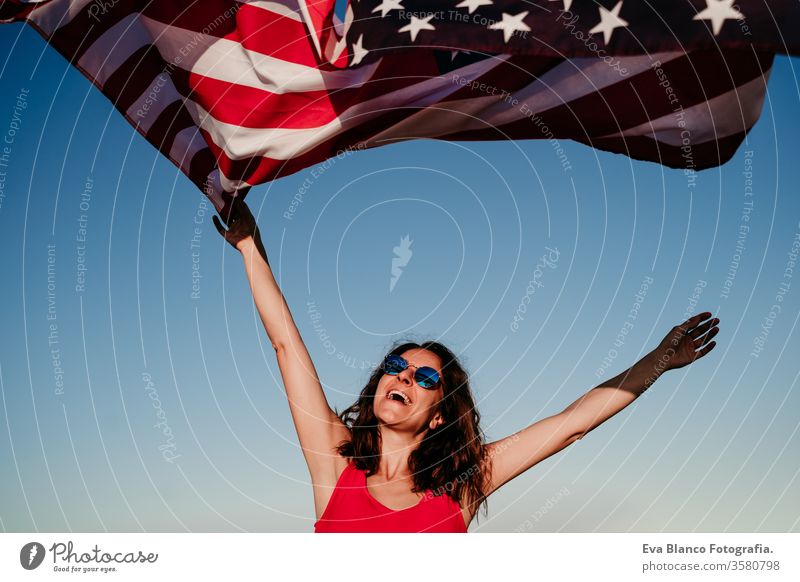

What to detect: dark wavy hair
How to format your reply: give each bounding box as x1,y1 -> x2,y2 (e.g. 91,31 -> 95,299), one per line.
336,340 -> 491,520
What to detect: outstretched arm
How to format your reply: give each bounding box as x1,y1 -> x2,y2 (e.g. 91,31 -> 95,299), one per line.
213,199 -> 350,487
482,312 -> 720,498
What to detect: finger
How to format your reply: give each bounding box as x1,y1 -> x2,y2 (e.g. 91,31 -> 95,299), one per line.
212,215 -> 227,237
688,317 -> 719,339
687,311 -> 713,326
694,340 -> 716,359
680,311 -> 713,333
694,325 -> 719,348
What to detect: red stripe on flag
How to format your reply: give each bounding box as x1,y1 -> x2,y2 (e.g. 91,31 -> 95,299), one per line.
103,44 -> 170,113
446,55 -> 565,103
146,101 -> 197,154
223,4 -> 320,67
48,0 -> 139,63
170,67 -> 337,129
199,124 -> 344,183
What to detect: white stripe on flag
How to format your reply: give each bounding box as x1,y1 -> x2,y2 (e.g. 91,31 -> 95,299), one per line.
127,75 -> 183,134
218,168 -> 254,193
78,13 -> 150,87
599,71 -> 771,146
182,55 -> 514,161
367,52 -> 686,142
139,15 -> 380,94
203,168 -> 252,208
29,0 -> 94,36
170,126 -> 208,173
296,0 -> 322,59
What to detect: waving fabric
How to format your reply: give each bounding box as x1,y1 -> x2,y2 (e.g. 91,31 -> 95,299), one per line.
2,0 -> 794,214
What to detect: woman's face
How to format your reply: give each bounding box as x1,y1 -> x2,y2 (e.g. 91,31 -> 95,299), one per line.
374,348 -> 445,434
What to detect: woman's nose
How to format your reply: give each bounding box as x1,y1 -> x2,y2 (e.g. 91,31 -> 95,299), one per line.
398,368 -> 414,384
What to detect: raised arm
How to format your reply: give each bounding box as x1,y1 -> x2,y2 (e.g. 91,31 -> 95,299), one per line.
482,312 -> 720,498
213,199 -> 350,489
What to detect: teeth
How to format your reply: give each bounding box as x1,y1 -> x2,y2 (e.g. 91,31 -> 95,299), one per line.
388,389 -> 410,405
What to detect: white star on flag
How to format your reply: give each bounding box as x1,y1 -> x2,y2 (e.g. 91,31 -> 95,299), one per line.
397,14 -> 436,42
372,0 -> 404,18
589,1 -> 629,45
456,0 -> 493,14
351,34 -> 369,65
693,0 -> 745,36
487,11 -> 531,43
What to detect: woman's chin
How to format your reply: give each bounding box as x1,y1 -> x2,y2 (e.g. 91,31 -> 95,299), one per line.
375,403 -> 413,425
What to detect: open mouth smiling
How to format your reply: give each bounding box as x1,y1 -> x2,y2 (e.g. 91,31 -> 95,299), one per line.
387,389 -> 412,406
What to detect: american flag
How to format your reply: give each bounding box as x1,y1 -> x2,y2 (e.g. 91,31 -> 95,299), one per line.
2,0 -> 797,216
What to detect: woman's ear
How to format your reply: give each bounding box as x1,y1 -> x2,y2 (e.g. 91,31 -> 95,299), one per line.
429,412 -> 444,430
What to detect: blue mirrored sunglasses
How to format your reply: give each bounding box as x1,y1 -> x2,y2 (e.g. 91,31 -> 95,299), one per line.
382,355 -> 441,389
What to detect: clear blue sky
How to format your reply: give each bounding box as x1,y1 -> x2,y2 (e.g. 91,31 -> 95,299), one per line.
0,21 -> 798,532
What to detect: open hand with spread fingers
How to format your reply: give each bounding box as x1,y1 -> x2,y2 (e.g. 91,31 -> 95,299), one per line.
653,312 -> 720,371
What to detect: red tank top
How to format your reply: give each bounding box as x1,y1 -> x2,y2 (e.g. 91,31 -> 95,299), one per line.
314,461 -> 468,533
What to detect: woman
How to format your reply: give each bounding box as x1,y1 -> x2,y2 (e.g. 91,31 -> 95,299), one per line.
213,198 -> 720,532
